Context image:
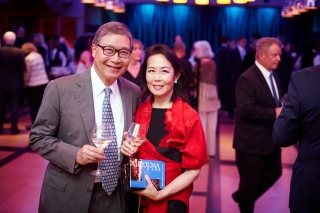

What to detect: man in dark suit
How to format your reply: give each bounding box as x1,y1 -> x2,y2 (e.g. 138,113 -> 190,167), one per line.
215,36 -> 230,109
29,22 -> 141,213
273,66 -> 320,213
0,31 -> 26,134
226,36 -> 247,118
232,37 -> 283,213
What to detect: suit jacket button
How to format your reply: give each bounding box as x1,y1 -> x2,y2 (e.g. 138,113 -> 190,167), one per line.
87,189 -> 91,194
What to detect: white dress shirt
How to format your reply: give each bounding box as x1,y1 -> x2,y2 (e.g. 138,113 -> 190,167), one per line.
255,61 -> 280,102
91,67 -> 124,160
237,45 -> 246,61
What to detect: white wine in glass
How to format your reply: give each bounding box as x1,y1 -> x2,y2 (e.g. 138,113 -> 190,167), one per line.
126,123 -> 148,147
90,123 -> 113,176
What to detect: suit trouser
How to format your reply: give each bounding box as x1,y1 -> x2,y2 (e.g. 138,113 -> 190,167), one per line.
25,84 -> 47,124
199,110 -> 218,156
89,180 -> 125,213
0,90 -> 20,131
233,148 -> 282,213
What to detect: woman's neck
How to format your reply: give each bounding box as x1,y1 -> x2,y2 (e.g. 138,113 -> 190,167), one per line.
152,97 -> 173,108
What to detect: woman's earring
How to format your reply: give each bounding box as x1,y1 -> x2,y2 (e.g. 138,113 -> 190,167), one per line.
175,80 -> 177,84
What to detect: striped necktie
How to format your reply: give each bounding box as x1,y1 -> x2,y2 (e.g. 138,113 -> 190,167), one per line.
269,72 -> 279,107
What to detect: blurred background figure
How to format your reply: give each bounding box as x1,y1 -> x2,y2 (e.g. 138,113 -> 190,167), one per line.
188,43 -> 197,68
215,36 -> 230,110
173,40 -> 194,104
48,40 -> 67,79
285,43 -> 298,61
33,32 -> 49,75
242,33 -> 261,72
194,40 -> 221,157
274,36 -> 294,94
175,35 -> 182,43
21,42 -> 49,125
300,39 -> 320,69
14,27 -> 27,48
0,31 -> 26,134
74,36 -> 92,74
122,38 -> 144,87
226,36 -> 247,118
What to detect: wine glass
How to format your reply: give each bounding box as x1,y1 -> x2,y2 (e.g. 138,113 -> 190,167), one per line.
126,122 -> 148,147
90,123 -> 113,176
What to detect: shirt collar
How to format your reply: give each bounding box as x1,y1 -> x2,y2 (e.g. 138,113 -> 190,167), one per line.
255,60 -> 272,78
91,66 -> 119,99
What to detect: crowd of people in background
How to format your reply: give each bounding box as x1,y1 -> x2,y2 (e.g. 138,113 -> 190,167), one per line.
1,26 -> 319,138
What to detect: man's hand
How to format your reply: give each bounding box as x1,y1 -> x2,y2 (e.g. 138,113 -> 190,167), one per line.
275,107 -> 283,118
76,144 -> 105,165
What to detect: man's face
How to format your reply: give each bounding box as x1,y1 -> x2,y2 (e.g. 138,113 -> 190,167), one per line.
238,38 -> 247,48
92,34 -> 131,86
260,44 -> 281,71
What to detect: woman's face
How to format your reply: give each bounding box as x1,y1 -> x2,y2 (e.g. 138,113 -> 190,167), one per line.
146,54 -> 179,102
130,42 -> 143,62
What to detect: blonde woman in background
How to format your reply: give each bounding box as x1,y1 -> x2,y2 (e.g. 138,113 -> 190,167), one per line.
21,42 -> 49,124
193,40 -> 221,157
122,38 -> 144,88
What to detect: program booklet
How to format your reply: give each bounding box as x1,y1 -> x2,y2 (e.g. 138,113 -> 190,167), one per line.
130,158 -> 165,190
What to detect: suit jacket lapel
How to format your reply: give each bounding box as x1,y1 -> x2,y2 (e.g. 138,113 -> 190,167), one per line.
74,70 -> 95,144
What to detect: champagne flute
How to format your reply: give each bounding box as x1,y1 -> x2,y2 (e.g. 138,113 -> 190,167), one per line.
126,122 -> 148,147
90,123 -> 113,176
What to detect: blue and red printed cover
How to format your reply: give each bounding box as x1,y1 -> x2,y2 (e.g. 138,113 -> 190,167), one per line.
130,158 -> 165,190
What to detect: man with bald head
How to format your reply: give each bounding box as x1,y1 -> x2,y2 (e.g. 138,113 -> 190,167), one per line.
0,31 -> 26,134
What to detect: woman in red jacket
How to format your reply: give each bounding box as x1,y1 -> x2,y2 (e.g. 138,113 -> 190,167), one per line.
121,44 -> 207,213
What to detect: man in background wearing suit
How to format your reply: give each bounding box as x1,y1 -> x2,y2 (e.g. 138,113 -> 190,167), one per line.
215,36 -> 230,110
273,66 -> 320,213
0,31 -> 26,134
232,37 -> 283,213
30,22 -> 141,213
226,36 -> 247,118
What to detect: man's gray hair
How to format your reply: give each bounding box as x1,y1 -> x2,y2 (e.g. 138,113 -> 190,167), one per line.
92,22 -> 133,50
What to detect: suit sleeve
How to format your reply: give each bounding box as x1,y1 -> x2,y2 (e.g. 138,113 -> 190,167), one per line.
273,72 -> 301,147
29,81 -> 80,174
236,74 -> 277,125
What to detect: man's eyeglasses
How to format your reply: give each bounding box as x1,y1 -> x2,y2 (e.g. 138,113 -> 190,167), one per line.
97,44 -> 131,59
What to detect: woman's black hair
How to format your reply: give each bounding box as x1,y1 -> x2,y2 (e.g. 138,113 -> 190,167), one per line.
140,44 -> 188,103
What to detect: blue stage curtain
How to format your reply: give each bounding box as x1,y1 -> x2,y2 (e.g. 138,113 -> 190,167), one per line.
117,4 -> 315,55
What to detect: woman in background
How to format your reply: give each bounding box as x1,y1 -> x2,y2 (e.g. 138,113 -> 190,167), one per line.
74,36 -> 92,74
193,40 -> 221,157
122,38 -> 144,87
121,44 -> 207,213
21,42 -> 49,124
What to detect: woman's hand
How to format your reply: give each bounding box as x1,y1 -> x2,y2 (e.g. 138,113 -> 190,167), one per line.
120,132 -> 138,157
134,174 -> 163,201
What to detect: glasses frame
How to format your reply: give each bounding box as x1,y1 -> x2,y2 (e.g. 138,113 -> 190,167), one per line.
96,44 -> 131,59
